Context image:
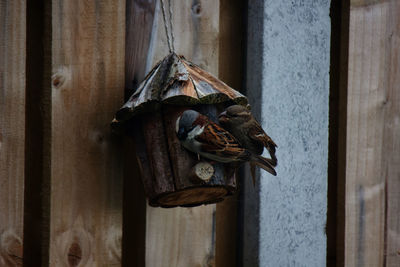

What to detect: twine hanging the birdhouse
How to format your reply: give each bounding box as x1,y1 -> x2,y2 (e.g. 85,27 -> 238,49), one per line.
160,0 -> 175,53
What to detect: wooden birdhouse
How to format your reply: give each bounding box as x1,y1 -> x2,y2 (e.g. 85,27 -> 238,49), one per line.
112,52 -> 248,208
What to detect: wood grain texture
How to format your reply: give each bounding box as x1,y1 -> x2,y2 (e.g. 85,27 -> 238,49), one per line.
380,2 -> 400,266
145,0 -> 219,266
125,0 -> 156,95
142,112 -> 175,200
0,1 -> 26,266
49,1 -> 125,266
113,53 -> 246,123
346,1 -> 400,266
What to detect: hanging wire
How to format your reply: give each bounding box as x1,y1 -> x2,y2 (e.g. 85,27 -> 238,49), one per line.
160,0 -> 174,53
167,0 -> 175,52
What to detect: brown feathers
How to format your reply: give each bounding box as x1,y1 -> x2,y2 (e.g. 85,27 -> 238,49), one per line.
176,110 -> 275,176
218,105 -> 278,181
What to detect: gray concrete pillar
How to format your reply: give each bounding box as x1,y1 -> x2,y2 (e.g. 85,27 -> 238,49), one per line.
243,1 -> 330,266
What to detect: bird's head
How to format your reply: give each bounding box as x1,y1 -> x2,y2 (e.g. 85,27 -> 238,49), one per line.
176,110 -> 202,140
218,105 -> 252,127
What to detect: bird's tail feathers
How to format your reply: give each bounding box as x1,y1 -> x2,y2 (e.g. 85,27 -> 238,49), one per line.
251,155 -> 277,176
269,153 -> 278,167
265,146 -> 278,167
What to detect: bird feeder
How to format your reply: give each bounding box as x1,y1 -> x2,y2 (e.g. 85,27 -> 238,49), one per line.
112,52 -> 248,207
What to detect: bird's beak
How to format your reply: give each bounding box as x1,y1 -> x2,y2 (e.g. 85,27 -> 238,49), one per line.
218,111 -> 228,122
177,127 -> 187,140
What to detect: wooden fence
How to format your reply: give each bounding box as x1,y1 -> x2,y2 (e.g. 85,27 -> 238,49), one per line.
1,0 -> 399,266
328,0 -> 400,266
0,0 -> 243,266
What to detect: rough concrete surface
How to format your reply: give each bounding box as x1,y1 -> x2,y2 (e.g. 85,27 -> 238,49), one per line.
244,0 -> 330,266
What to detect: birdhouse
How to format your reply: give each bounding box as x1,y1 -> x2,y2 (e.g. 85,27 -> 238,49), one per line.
112,52 -> 248,208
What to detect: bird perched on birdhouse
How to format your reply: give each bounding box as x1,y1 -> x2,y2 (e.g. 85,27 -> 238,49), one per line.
176,109 -> 276,175
218,105 -> 278,184
112,52 -> 248,207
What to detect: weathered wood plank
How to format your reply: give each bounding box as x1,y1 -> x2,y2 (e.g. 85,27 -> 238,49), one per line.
49,1 -> 125,265
383,4 -> 400,264
0,1 -> 26,266
145,0 -> 219,266
346,1 -> 400,266
125,0 -> 156,95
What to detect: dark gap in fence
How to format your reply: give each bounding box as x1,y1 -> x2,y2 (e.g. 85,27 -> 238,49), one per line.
122,137 -> 146,267
237,0 -> 264,266
327,0 -> 349,266
24,0 -> 52,266
235,2 -> 250,266
122,1 -> 156,266
216,1 -> 246,267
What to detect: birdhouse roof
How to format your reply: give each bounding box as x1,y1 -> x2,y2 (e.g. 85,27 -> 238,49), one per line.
112,53 -> 248,125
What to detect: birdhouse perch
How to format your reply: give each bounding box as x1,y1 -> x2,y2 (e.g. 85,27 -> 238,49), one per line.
112,53 -> 248,207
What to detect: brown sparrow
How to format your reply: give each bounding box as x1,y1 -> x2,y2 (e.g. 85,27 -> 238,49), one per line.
176,110 -> 276,176
218,105 -> 278,182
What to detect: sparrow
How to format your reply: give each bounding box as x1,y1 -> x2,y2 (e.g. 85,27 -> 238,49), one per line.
176,110 -> 276,176
218,105 -> 277,182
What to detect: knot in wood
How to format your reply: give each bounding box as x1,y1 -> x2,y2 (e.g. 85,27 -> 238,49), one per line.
68,242 -> 82,267
52,73 -> 66,89
0,230 -> 23,266
191,1 -> 202,15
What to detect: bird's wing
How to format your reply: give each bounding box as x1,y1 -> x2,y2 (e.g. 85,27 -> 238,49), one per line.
248,124 -> 277,165
195,121 -> 249,160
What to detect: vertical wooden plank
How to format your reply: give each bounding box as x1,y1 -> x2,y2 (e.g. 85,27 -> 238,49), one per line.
381,1 -> 400,266
145,1 -> 219,266
123,1 -> 156,266
49,1 -> 125,266
346,1 -> 386,265
216,0 -> 245,266
125,0 -> 156,95
346,0 -> 400,266
0,1 -> 26,265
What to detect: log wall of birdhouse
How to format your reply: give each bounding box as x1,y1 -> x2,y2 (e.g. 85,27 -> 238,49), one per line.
131,103 -> 238,207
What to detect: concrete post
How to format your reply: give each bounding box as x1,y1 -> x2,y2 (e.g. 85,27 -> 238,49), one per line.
244,1 -> 330,266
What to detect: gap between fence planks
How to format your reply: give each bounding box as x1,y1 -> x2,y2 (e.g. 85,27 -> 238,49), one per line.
0,1 -> 26,266
345,1 -> 400,266
48,1 -> 125,265
327,0 -> 349,266
216,0 -> 245,266
144,1 -> 219,266
122,1 -> 156,266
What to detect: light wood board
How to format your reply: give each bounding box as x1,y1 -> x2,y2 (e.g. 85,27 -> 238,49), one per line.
49,1 -> 125,265
346,1 -> 400,266
0,1 -> 26,266
145,1 -> 219,266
